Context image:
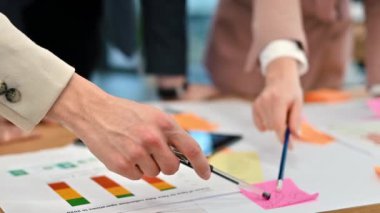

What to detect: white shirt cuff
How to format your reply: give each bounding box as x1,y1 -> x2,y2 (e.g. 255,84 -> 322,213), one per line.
369,84 -> 380,97
259,39 -> 309,76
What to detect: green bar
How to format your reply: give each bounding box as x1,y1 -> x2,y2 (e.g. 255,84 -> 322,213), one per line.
116,194 -> 134,198
67,197 -> 90,206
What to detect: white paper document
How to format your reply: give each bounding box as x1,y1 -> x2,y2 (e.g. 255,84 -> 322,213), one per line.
0,145 -> 238,213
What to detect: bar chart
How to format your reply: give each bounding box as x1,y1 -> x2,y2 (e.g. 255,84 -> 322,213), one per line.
48,182 -> 90,207
0,146 -> 238,213
92,175 -> 134,198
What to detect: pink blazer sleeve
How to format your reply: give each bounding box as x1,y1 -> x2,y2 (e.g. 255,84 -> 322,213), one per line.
244,0 -> 307,72
364,0 -> 380,86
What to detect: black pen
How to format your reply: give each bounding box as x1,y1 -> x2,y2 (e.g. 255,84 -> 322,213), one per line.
170,147 -> 271,200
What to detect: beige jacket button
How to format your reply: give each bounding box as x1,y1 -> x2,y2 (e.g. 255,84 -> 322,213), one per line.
5,88 -> 21,103
0,81 -> 7,95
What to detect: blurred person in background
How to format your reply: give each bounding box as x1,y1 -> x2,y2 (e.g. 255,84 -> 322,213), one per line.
205,0 -> 380,142
140,0 -> 218,100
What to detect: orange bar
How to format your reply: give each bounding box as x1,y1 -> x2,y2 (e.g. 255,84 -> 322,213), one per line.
92,176 -> 134,198
142,176 -> 175,191
55,188 -> 82,200
48,182 -> 90,206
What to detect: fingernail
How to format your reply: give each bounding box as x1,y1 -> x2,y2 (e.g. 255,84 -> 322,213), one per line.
203,168 -> 211,180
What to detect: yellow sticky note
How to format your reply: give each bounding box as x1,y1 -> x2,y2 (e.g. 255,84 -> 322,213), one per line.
375,166 -> 380,177
297,122 -> 335,145
173,113 -> 217,131
209,152 -> 264,184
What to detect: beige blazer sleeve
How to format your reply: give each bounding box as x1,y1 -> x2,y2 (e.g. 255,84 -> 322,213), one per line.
244,0 -> 307,72
0,13 -> 74,131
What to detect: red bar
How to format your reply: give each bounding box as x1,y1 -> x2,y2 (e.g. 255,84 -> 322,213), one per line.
142,176 -> 162,184
92,176 -> 119,188
48,182 -> 69,190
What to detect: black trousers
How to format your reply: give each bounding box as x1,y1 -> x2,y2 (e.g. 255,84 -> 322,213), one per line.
22,0 -> 103,79
0,0 -> 186,79
141,0 -> 187,77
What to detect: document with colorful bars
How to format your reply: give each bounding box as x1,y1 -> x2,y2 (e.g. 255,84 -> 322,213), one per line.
0,145 -> 238,213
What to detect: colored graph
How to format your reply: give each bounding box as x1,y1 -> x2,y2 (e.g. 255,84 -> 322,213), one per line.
48,182 -> 90,206
92,175 -> 134,198
9,169 -> 28,177
142,176 -> 176,191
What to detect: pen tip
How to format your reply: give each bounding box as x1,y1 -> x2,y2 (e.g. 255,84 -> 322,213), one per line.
276,180 -> 283,192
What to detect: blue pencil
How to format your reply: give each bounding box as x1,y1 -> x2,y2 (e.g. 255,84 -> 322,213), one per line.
276,127 -> 291,191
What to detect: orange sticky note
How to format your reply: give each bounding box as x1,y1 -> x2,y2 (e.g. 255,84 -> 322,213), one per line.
173,113 -> 217,131
375,166 -> 380,177
304,89 -> 351,103
296,122 -> 334,145
367,133 -> 380,144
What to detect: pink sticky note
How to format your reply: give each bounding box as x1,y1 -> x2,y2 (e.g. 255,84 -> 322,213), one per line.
241,178 -> 318,209
368,98 -> 380,117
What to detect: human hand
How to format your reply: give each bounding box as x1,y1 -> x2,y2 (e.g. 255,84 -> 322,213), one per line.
253,58 -> 303,142
48,74 -> 211,180
0,116 -> 37,144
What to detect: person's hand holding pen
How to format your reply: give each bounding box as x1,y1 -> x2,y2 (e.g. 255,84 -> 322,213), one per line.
253,58 -> 303,143
47,74 -> 211,181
